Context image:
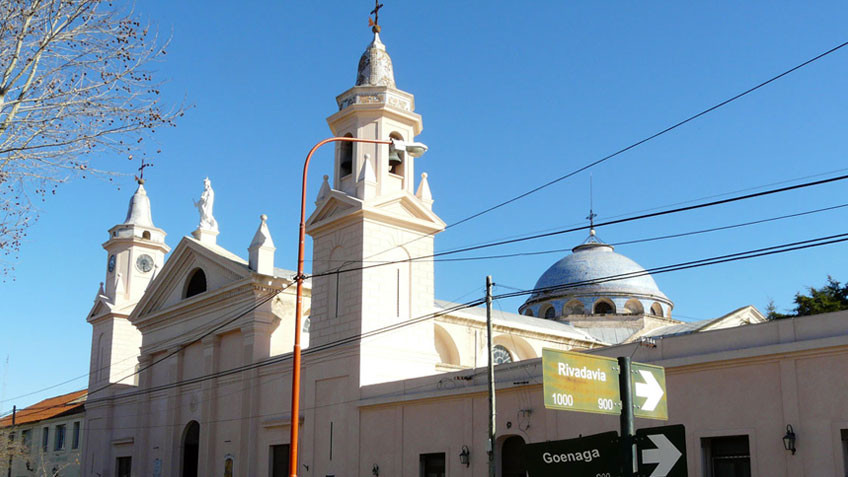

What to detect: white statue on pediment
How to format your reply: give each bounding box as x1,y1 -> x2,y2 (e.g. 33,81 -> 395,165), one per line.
194,177 -> 219,232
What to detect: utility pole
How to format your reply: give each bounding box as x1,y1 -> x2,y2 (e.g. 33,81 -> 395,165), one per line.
486,276 -> 496,477
6,405 -> 15,477
618,357 -> 636,477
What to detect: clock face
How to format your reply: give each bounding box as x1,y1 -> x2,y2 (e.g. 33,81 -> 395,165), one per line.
136,254 -> 155,273
107,255 -> 116,273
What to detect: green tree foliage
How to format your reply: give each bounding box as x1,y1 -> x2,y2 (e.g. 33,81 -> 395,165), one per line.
767,276 -> 848,319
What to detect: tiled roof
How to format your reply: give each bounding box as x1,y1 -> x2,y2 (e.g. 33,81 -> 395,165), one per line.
0,390 -> 86,428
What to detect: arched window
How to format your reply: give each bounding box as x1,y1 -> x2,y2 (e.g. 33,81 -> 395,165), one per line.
594,300 -> 615,315
544,306 -> 556,319
184,269 -> 207,298
565,299 -> 585,315
223,456 -> 234,477
142,230 -> 151,240
493,345 -> 513,365
624,299 -> 644,315
339,133 -> 353,177
650,303 -> 664,317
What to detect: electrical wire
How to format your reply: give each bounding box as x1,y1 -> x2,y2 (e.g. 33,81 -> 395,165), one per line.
11,229 -> 848,419
307,173 -> 848,279
445,40 -> 848,230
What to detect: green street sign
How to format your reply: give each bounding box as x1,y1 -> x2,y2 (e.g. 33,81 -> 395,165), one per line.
524,431 -> 621,477
631,362 -> 668,420
542,349 -> 622,415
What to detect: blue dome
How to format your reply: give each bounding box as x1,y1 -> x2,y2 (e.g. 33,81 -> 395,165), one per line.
529,239 -> 668,302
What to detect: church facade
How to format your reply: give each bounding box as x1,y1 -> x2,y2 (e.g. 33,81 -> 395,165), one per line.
79,26 -> 848,477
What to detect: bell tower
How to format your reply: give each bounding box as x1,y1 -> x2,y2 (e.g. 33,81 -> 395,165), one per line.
87,179 -> 170,389
306,27 -> 445,386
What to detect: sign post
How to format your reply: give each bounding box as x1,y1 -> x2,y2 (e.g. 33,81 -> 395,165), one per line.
535,349 -> 682,477
618,357 -> 636,477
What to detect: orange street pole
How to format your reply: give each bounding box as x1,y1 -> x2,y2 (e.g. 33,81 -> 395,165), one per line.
288,136 -> 392,477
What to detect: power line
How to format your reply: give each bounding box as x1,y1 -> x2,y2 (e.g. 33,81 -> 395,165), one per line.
445,40 -> 848,230
14,229 -> 848,418
430,202 -> 848,263
498,232 -> 848,301
1,284 -> 292,417
308,172 -> 848,279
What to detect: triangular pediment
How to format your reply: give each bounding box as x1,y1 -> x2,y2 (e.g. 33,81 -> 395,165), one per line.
367,193 -> 447,230
86,295 -> 115,322
701,305 -> 767,331
306,191 -> 363,230
132,237 -> 252,320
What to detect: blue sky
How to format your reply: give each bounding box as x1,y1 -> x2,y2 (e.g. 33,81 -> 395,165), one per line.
2,2 -> 848,411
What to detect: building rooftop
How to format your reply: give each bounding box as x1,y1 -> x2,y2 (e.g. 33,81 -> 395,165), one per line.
0,390 -> 86,427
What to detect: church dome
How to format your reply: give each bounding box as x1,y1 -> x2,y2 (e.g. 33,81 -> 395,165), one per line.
519,232 -> 672,319
355,32 -> 396,88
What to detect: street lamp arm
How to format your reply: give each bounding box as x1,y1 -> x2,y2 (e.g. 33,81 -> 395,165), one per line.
288,136 -> 392,477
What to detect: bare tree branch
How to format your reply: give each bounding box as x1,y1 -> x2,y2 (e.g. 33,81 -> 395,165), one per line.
0,0 -> 184,275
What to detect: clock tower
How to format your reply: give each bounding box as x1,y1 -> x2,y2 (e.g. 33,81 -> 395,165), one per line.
102,179 -> 170,307
87,179 -> 169,389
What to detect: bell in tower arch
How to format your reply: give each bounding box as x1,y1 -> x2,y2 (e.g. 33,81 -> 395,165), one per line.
388,146 -> 403,174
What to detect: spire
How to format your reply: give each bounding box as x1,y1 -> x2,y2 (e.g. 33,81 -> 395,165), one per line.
315,175 -> 331,204
586,174 -> 597,235
416,172 -> 433,206
124,181 -> 155,227
249,214 -> 276,275
355,29 -> 396,87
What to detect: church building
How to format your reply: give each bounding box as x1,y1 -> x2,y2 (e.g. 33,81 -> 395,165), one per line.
79,23 -> 848,477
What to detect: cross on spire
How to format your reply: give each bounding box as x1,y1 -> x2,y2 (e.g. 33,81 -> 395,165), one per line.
369,1 -> 384,33
135,159 -> 153,184
586,175 -> 597,232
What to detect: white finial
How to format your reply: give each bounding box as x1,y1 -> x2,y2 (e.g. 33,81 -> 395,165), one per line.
416,172 -> 433,207
316,175 -> 331,204
249,214 -> 275,274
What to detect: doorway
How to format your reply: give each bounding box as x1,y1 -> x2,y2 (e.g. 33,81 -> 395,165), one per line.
181,421 -> 200,477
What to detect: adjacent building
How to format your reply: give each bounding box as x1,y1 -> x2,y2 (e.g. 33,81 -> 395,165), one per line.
0,390 -> 86,477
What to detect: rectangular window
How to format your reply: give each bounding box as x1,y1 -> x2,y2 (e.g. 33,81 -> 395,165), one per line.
701,435 -> 751,477
116,456 -> 132,477
42,426 -> 49,452
72,421 -> 81,449
54,424 -> 66,451
419,452 -> 446,477
22,429 -> 31,452
270,444 -> 290,477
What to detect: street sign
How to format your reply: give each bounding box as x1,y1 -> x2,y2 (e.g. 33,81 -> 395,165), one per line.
542,349 -> 622,415
524,431 -> 620,477
636,425 -> 687,477
631,362 -> 668,420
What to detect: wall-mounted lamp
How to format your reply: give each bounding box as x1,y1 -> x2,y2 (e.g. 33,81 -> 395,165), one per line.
371,463 -> 379,476
783,424 -> 796,455
459,445 -> 470,467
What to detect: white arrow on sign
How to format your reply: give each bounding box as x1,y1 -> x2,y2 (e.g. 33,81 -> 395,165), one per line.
635,369 -> 663,412
641,434 -> 682,477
